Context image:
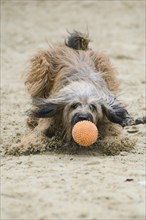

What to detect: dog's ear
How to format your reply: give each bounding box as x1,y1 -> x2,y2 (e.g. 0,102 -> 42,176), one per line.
102,104 -> 130,126
28,98 -> 58,118
30,103 -> 57,118
28,94 -> 69,118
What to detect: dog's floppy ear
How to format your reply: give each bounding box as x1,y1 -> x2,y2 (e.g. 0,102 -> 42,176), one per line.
30,103 -> 57,118
102,104 -> 130,126
28,98 -> 58,118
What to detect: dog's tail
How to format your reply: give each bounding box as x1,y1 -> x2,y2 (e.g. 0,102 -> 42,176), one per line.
65,31 -> 90,50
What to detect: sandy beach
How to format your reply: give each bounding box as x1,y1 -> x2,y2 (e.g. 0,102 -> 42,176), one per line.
1,1 -> 145,219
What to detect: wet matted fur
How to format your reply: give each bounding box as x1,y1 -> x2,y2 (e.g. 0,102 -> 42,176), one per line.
8,31 -> 144,155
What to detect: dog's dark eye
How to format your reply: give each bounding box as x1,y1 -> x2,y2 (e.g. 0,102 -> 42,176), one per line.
89,104 -> 97,112
70,103 -> 80,109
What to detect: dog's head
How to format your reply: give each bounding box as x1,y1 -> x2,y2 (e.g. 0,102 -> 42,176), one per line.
30,81 -> 128,141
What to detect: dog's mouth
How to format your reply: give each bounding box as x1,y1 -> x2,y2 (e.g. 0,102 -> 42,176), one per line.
71,113 -> 93,127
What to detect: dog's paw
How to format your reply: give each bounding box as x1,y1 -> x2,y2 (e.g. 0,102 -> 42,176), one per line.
4,132 -> 48,155
97,136 -> 136,155
4,142 -> 32,156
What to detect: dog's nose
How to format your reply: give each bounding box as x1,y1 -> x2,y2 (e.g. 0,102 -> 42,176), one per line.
72,113 -> 94,126
78,115 -> 88,121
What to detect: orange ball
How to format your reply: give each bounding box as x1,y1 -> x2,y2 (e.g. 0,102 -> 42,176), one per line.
72,121 -> 98,147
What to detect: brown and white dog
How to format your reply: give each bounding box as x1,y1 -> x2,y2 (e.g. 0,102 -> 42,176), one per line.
19,31 -> 145,153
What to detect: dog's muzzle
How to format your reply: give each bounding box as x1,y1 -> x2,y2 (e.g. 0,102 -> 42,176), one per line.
71,113 -> 93,126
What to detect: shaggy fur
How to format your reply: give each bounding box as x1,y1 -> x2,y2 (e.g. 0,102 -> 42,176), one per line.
9,31 -> 144,155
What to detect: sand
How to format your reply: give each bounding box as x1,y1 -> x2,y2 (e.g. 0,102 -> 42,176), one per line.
1,1 -> 145,219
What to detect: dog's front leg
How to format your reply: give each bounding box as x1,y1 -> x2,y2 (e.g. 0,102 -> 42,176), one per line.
8,118 -> 54,155
97,120 -> 135,155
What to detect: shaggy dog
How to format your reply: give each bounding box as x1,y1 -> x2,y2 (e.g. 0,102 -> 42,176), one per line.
10,31 -> 145,155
